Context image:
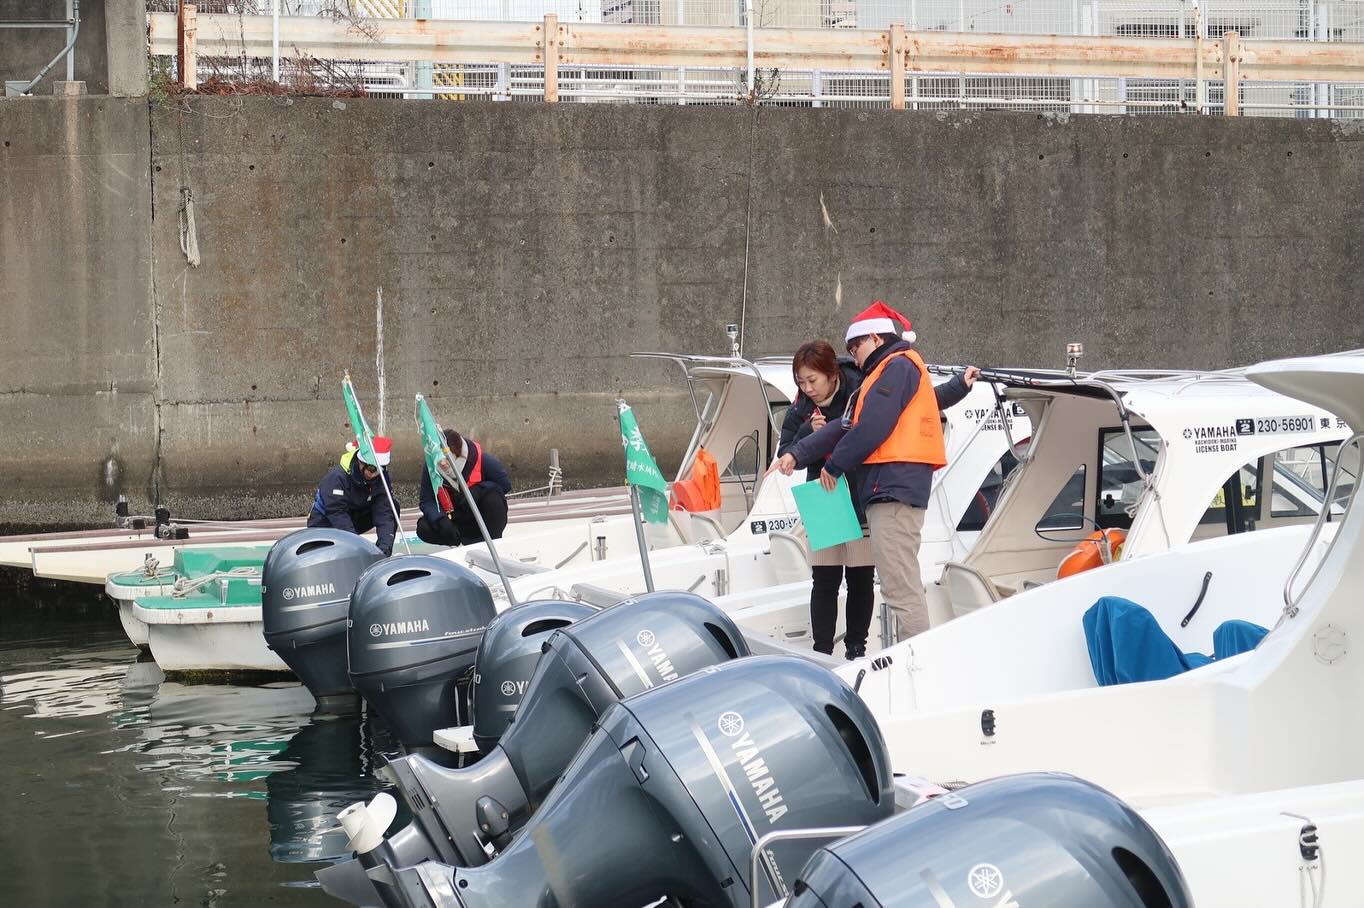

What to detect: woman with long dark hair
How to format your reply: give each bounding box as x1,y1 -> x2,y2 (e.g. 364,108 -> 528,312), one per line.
776,340 -> 875,660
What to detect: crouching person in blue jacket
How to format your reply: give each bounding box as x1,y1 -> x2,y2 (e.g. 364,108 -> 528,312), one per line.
307,435 -> 400,557
417,429 -> 513,547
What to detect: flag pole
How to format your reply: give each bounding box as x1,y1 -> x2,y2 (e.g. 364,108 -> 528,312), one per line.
617,399 -> 656,593
345,371 -> 411,556
630,485 -> 656,593
448,457 -> 518,607
375,465 -> 413,556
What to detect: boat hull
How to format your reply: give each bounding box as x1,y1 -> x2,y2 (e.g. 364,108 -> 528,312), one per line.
134,604 -> 290,674
118,601 -> 152,649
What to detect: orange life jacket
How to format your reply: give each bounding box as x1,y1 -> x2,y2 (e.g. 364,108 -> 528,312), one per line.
851,348 -> 947,469
437,441 -> 484,513
669,447 -> 722,513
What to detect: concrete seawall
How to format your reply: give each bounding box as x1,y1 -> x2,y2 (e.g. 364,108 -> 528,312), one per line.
2,96 -> 1362,526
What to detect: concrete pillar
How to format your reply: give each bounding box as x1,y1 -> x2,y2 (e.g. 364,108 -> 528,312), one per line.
105,0 -> 146,96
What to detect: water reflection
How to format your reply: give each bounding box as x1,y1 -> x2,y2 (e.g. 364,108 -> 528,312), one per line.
0,576 -> 402,903
112,665 -> 315,788
267,714 -> 404,863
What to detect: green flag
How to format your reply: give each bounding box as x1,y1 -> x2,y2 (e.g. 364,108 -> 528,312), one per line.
342,373 -> 376,466
415,394 -> 456,499
617,401 -> 669,524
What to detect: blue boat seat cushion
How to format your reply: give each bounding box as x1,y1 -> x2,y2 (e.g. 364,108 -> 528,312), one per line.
1083,596 -> 1268,686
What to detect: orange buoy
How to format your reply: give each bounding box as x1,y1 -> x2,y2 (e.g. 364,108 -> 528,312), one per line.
1056,528 -> 1127,580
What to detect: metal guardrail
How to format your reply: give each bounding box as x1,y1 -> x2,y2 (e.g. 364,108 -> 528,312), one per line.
147,5 -> 1364,114
149,11 -> 1364,83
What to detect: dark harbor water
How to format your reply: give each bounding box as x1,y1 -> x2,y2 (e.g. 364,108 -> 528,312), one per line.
0,577 -> 400,907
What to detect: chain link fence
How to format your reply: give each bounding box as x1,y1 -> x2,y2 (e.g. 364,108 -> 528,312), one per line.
147,0 -> 1364,115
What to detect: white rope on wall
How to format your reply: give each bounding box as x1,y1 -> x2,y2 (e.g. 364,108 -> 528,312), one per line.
179,187 -> 201,267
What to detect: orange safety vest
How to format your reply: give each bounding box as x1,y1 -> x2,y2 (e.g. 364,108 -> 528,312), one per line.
437,441 -> 484,513
851,349 -> 947,469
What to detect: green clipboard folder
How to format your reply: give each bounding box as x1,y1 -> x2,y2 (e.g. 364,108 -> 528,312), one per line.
791,475 -> 864,551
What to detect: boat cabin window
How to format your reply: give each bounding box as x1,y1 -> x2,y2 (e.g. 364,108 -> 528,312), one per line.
1095,428 -> 1160,530
1038,465 -> 1088,531
1197,461 -> 1262,532
1189,441 -> 1358,538
769,401 -> 790,435
1270,442 -> 1358,519
956,448 -> 1024,532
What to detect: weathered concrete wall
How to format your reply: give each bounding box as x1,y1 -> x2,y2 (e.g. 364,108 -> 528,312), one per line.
3,96 -> 1363,526
741,110 -> 1364,369
0,98 -> 156,526
145,98 -> 763,518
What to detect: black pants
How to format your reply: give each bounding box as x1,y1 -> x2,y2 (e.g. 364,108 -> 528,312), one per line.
810,564 -> 876,657
416,486 -> 510,547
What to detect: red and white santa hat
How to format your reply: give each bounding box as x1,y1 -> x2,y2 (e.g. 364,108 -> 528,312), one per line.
846,300 -> 915,345
357,435 -> 393,467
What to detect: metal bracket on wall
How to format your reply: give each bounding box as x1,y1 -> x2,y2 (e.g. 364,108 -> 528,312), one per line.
2,0 -> 80,96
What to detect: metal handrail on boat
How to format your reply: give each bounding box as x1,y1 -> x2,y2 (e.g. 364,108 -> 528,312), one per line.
1281,431 -> 1364,620
630,351 -> 787,478
747,825 -> 866,908
932,364 -> 1156,495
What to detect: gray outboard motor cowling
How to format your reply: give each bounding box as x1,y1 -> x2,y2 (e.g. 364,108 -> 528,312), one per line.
348,556 -> 497,753
326,655 -> 895,908
317,590 -> 751,903
262,529 -> 384,700
469,599 -> 596,754
387,590 -> 749,865
786,772 -> 1193,908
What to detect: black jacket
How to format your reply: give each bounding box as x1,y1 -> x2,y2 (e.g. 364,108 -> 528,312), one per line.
777,357 -> 864,484
307,455 -> 401,556
791,340 -> 972,512
418,443 -> 513,525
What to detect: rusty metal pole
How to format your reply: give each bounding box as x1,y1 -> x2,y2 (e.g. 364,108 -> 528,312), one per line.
890,23 -> 906,110
1222,30 -> 1241,116
177,2 -> 197,91
543,13 -> 559,102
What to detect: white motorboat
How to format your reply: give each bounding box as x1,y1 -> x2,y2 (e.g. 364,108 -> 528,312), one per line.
835,350 -> 1364,907
480,376 -> 1029,653
928,364 -> 1350,625
451,353 -> 817,580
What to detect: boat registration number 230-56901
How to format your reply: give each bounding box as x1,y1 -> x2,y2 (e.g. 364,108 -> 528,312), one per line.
750,516 -> 800,534
1235,415 -> 1317,436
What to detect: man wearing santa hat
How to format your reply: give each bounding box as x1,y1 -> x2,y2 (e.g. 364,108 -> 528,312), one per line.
778,301 -> 979,640
307,435 -> 402,557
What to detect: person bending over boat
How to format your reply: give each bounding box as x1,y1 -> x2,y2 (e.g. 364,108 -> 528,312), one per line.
776,301 -> 978,641
308,435 -> 401,557
416,429 -> 513,547
777,340 -> 875,661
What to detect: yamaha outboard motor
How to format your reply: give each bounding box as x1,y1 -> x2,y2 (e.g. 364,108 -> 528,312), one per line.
347,556 -> 498,755
786,772 -> 1192,908
327,654 -> 894,908
317,591 -> 750,901
263,529 -> 383,703
469,599 -> 596,755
